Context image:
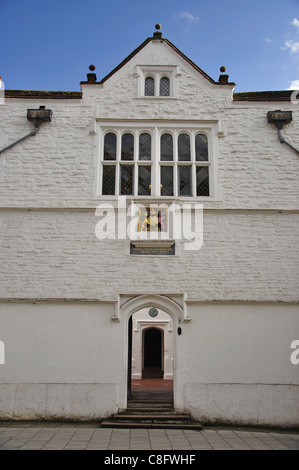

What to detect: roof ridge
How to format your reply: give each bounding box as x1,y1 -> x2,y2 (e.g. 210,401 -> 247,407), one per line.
98,37 -> 153,85
80,36 -> 235,87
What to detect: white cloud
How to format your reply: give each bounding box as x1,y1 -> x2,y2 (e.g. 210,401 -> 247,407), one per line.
287,80 -> 299,90
174,11 -> 199,23
284,40 -> 299,53
291,18 -> 299,28
264,37 -> 273,43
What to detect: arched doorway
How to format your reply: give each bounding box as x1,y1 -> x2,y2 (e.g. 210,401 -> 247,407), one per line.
128,306 -> 173,403
143,327 -> 163,378
120,294 -> 186,409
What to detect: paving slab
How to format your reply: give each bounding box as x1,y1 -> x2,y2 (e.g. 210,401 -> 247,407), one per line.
0,422 -> 298,450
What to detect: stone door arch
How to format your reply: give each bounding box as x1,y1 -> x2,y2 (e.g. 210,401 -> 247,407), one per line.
119,294 -> 187,409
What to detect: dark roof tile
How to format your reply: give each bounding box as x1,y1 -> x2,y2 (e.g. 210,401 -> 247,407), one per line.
5,90 -> 82,99
233,90 -> 293,101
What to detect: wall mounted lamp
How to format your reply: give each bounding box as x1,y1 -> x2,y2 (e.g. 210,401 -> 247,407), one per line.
267,110 -> 299,155
0,106 -> 52,155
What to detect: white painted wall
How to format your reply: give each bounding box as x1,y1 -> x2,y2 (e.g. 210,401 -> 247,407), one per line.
0,301 -> 298,425
0,302 -> 121,420
0,210 -> 297,302
0,38 -> 298,425
0,41 -> 298,209
181,304 -> 299,427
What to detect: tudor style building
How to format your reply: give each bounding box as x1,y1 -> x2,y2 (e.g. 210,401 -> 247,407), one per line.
0,27 -> 298,427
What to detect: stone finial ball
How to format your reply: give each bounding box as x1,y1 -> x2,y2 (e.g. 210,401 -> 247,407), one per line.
155,24 -> 162,30
89,65 -> 96,71
220,66 -> 226,73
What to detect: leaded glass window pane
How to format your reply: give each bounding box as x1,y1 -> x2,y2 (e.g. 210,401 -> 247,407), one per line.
104,133 -> 116,160
178,165 -> 192,196
121,133 -> 134,161
145,77 -> 155,96
160,77 -> 170,96
178,134 -> 191,161
161,166 -> 173,196
160,134 -> 173,161
102,166 -> 115,195
138,166 -> 151,196
120,165 -> 134,195
139,133 -> 151,160
195,134 -> 208,161
196,166 -> 209,196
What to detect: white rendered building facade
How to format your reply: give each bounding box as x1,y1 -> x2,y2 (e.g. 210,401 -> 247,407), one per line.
0,29 -> 298,427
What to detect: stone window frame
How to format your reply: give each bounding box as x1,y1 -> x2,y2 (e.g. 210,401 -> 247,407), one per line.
135,65 -> 180,99
96,120 -> 221,200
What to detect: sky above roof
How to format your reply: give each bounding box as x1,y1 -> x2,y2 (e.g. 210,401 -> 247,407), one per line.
1,0 -> 299,93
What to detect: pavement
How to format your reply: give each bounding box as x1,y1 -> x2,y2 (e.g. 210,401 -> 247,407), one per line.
0,421 -> 299,450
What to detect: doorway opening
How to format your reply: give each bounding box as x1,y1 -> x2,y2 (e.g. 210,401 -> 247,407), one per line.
143,327 -> 163,378
128,307 -> 173,402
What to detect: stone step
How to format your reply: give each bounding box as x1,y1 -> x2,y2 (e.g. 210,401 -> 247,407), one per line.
100,420 -> 203,430
127,400 -> 173,408
114,413 -> 191,423
126,407 -> 176,413
100,406 -> 203,430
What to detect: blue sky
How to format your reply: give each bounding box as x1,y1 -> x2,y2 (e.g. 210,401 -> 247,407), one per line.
1,0 -> 299,92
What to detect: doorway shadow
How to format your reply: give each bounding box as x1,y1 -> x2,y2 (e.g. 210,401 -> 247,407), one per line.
143,327 -> 163,378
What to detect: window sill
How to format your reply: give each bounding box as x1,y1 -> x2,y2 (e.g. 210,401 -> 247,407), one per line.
95,195 -> 222,205
131,239 -> 175,248
136,96 -> 178,100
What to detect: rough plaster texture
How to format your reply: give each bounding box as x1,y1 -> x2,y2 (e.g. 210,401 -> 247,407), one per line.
0,210 -> 297,302
0,40 -> 298,209
0,38 -> 298,424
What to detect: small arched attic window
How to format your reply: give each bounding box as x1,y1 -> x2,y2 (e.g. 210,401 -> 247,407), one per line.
145,77 -> 155,96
